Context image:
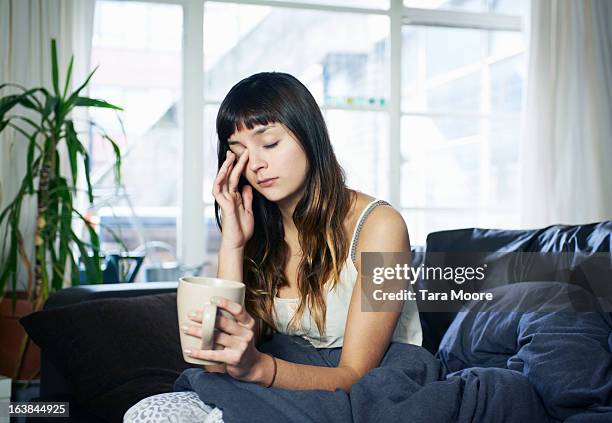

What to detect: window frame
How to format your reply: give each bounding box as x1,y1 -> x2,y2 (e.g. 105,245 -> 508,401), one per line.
96,0 -> 525,262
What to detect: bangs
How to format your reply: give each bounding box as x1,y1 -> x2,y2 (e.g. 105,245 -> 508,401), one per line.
217,93 -> 284,143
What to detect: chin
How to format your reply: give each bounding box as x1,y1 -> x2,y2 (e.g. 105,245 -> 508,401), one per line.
258,190 -> 286,202
258,187 -> 301,205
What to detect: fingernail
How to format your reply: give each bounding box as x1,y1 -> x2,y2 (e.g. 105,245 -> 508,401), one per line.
210,296 -> 220,305
181,325 -> 189,333
183,349 -> 192,355
188,311 -> 197,318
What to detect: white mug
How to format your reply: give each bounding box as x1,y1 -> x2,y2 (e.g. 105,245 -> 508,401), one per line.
177,276 -> 246,365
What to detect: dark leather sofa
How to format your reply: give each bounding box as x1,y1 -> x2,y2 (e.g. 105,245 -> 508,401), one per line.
25,220 -> 612,422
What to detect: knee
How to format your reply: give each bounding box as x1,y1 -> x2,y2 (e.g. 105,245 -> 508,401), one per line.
123,395 -> 163,423
123,391 -> 214,423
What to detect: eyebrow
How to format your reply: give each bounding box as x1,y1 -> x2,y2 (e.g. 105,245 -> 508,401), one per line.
228,125 -> 275,144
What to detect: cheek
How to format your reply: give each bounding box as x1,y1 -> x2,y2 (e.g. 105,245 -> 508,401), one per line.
294,150 -> 309,178
283,144 -> 308,171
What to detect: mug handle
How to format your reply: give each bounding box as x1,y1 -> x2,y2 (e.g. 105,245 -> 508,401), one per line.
200,303 -> 218,351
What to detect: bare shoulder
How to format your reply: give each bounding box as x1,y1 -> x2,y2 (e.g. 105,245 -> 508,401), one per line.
347,191 -> 406,231
349,191 -> 410,265
359,203 -> 408,246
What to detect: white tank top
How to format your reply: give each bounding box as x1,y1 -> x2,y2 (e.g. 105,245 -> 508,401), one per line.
272,199 -> 423,348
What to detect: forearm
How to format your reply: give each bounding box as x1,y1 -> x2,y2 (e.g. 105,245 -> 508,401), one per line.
251,353 -> 360,392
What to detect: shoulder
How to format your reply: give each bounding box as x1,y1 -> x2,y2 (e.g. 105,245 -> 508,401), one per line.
348,191 -> 408,236
349,192 -> 410,269
358,203 -> 408,247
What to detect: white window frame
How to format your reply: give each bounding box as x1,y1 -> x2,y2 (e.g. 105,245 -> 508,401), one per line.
103,0 -> 525,264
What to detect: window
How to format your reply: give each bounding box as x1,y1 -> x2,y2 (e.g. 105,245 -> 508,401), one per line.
202,2 -> 391,212
87,0 -> 528,274
399,5 -> 527,243
89,1 -> 183,278
404,0 -> 528,14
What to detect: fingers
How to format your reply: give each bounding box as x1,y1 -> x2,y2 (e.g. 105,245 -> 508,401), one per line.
182,324 -> 239,348
214,151 -> 247,202
186,348 -> 243,366
221,160 -> 236,198
186,309 -> 252,336
227,150 -> 249,194
241,184 -> 253,214
213,151 -> 235,204
187,309 -> 203,324
214,297 -> 255,327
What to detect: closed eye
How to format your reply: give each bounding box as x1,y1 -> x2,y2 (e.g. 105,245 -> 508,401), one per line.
264,141 -> 280,149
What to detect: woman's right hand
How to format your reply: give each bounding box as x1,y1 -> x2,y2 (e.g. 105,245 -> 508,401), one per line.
212,150 -> 254,250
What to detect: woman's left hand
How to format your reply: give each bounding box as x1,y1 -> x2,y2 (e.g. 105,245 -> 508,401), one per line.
183,296 -> 264,382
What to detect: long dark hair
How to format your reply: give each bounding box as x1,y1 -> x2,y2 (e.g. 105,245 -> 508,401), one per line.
214,72 -> 354,343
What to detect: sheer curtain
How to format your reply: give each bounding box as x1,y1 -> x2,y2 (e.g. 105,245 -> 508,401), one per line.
0,0 -> 95,289
519,0 -> 612,228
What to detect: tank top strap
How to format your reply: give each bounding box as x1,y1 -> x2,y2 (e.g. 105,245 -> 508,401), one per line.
349,199 -> 392,266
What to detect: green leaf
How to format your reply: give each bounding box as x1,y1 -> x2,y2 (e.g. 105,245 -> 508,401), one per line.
17,155 -> 42,198
35,242 -> 50,301
67,65 -> 99,105
42,95 -> 58,121
11,115 -> 43,132
64,121 -> 79,185
103,134 -> 123,184
74,96 -> 123,111
67,247 -> 80,287
18,96 -> 39,112
24,130 -> 40,193
0,223 -> 18,303
0,94 -> 22,120
24,87 -> 50,113
56,179 -> 73,291
98,223 -> 129,253
0,87 -> 44,116
72,230 -> 102,284
62,123 -> 94,203
73,208 -> 101,253
62,55 -> 74,100
83,152 -> 94,204
7,122 -> 33,140
47,228 -> 63,292
47,161 -> 61,231
51,39 -> 60,97
72,208 -> 102,283
0,244 -> 15,301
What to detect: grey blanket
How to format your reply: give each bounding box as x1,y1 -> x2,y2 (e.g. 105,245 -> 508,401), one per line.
173,333 -> 551,423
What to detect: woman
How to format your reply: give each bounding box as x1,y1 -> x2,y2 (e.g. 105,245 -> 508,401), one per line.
124,72 -> 422,422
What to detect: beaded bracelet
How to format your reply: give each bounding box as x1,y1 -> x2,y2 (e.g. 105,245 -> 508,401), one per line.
266,354 -> 277,388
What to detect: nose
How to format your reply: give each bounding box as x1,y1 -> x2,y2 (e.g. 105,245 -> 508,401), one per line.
247,149 -> 267,173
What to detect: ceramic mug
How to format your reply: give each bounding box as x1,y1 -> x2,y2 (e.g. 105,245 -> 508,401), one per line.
177,276 -> 246,365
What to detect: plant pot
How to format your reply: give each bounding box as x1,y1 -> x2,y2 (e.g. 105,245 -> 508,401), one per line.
0,293 -> 40,380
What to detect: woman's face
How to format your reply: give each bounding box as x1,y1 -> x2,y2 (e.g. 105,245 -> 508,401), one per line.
227,123 -> 309,205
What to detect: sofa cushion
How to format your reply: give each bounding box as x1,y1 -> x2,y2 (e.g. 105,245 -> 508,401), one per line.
20,292 -> 197,423
425,221 -> 612,253
420,221 -> 612,352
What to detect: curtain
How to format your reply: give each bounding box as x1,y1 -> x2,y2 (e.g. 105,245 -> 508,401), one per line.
519,0 -> 612,228
0,0 -> 96,290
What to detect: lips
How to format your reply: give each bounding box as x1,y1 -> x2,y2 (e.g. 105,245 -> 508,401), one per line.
257,178 -> 276,184
257,177 -> 278,187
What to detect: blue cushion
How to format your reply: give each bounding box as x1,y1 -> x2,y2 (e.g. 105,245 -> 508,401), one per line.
420,221 -> 612,353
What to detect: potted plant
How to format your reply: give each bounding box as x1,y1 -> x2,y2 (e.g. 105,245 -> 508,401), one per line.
0,39 -> 123,380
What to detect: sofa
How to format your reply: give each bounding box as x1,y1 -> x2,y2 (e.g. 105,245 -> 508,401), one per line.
20,221 -> 612,422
